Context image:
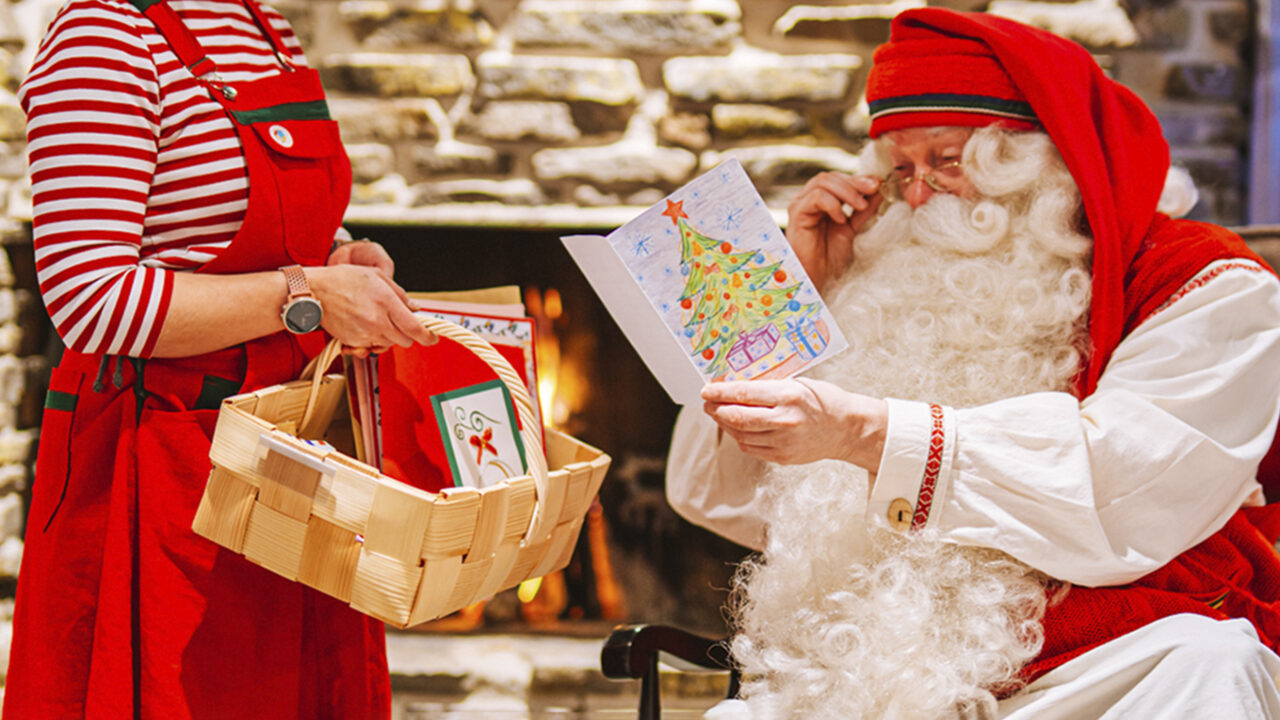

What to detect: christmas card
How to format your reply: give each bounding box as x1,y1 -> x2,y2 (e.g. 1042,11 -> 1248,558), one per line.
346,291 -> 541,494
409,303 -> 544,437
562,159 -> 848,405
431,379 -> 527,489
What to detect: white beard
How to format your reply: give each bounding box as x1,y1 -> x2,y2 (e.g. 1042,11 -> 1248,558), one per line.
727,161 -> 1092,720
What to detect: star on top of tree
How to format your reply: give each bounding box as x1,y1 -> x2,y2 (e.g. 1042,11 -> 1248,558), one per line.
662,198 -> 688,225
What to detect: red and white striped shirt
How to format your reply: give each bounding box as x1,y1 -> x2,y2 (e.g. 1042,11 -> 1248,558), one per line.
19,0 -> 309,357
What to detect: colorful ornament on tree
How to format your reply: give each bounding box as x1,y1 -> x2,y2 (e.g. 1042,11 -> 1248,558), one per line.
672,211 -> 817,376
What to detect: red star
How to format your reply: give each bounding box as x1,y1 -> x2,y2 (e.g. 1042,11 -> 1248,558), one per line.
662,198 -> 688,225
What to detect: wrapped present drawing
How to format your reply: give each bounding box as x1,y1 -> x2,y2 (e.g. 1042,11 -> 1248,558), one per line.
785,317 -> 828,360
727,323 -> 782,371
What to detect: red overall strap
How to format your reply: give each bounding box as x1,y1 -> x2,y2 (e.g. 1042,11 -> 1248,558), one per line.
129,0 -> 348,275
131,0 -> 294,79
237,0 -> 298,65
130,0 -> 216,77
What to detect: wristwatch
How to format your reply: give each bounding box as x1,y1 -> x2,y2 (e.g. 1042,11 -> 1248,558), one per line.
280,265 -> 323,334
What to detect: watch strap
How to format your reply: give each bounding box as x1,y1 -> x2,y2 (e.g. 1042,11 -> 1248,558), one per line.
281,264 -> 311,299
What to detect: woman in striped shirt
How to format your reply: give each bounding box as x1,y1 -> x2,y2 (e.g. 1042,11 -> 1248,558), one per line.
7,1 -> 432,716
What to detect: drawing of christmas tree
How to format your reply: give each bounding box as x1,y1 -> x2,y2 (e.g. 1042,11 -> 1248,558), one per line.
664,198 -> 818,377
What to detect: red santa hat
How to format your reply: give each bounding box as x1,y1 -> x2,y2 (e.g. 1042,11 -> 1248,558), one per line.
864,9 -> 1171,395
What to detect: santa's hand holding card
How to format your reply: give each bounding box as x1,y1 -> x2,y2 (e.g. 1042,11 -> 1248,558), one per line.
701,378 -> 887,471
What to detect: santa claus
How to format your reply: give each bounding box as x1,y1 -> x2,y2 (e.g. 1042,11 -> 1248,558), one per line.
666,9 -> 1280,719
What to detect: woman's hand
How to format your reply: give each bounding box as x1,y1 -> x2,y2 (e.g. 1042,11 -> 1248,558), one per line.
701,378 -> 888,471
327,239 -> 395,278
786,172 -> 883,293
305,264 -> 436,352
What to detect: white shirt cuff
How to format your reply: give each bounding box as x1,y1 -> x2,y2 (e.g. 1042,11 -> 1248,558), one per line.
868,398 -> 956,533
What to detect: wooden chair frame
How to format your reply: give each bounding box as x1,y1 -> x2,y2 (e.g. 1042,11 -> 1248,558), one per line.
601,624 -> 740,719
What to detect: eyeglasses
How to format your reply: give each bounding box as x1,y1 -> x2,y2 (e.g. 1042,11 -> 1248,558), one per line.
878,160 -> 965,203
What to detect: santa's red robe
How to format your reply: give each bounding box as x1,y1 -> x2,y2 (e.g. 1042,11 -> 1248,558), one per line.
1023,215 -> 1280,682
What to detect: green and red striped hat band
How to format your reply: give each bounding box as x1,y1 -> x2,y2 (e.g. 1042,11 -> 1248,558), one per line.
865,35 -> 1040,137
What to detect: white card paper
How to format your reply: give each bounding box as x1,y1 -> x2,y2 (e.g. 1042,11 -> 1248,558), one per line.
431,380 -> 528,489
564,159 -> 848,405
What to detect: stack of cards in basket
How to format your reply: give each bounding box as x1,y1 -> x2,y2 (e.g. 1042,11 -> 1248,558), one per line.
345,290 -> 544,494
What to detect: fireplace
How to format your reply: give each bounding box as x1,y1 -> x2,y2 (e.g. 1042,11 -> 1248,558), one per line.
354,223 -> 751,638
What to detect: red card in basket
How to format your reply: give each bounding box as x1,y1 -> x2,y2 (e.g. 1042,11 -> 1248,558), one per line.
372,310 -> 542,494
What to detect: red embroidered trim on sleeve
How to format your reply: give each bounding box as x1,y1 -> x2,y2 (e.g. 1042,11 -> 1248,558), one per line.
1148,262 -> 1266,319
911,403 -> 945,531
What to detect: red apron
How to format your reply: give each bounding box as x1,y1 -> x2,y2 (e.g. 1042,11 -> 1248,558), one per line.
4,2 -> 389,717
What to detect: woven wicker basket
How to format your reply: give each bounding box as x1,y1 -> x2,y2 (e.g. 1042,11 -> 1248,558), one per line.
192,316 -> 610,628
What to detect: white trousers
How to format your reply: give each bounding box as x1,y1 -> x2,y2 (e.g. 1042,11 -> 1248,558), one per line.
704,614 -> 1280,719
998,614 -> 1280,719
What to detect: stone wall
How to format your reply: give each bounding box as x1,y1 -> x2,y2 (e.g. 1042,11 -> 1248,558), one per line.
0,0 -> 1260,246
287,0 -> 1251,227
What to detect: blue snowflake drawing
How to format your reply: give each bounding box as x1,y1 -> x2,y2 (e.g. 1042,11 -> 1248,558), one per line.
719,205 -> 744,231
659,302 -> 670,313
632,234 -> 652,257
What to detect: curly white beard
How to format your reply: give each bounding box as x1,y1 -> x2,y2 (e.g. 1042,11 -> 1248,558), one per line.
727,128 -> 1092,719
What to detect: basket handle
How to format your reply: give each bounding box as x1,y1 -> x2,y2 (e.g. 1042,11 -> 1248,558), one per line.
298,316 -> 552,541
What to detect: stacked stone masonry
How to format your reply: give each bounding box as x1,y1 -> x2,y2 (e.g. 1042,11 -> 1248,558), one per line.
299,0 -> 1252,226
0,0 -> 1125,226
0,0 -> 1257,228
0,0 -> 1263,694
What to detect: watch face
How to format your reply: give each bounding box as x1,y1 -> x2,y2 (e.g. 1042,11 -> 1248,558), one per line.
284,298 -> 323,333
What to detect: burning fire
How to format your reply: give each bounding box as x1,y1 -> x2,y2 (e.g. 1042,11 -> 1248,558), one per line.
516,286 -> 626,622
524,287 -> 583,430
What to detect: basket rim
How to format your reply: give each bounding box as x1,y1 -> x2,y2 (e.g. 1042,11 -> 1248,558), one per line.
296,316 -> 552,538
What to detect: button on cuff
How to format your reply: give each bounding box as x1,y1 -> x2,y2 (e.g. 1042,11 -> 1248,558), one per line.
887,498 -> 914,532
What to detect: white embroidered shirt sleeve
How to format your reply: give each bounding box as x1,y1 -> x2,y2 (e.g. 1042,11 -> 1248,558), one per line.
927,260 -> 1280,586
868,399 -> 956,533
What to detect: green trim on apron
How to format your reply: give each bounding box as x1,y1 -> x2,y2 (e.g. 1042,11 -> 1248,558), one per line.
45,389 -> 77,412
230,100 -> 332,124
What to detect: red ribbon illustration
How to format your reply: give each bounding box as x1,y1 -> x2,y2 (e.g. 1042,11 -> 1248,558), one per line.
469,427 -> 496,464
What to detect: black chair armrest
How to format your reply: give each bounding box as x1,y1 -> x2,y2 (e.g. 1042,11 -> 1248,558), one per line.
601,624 -> 739,720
